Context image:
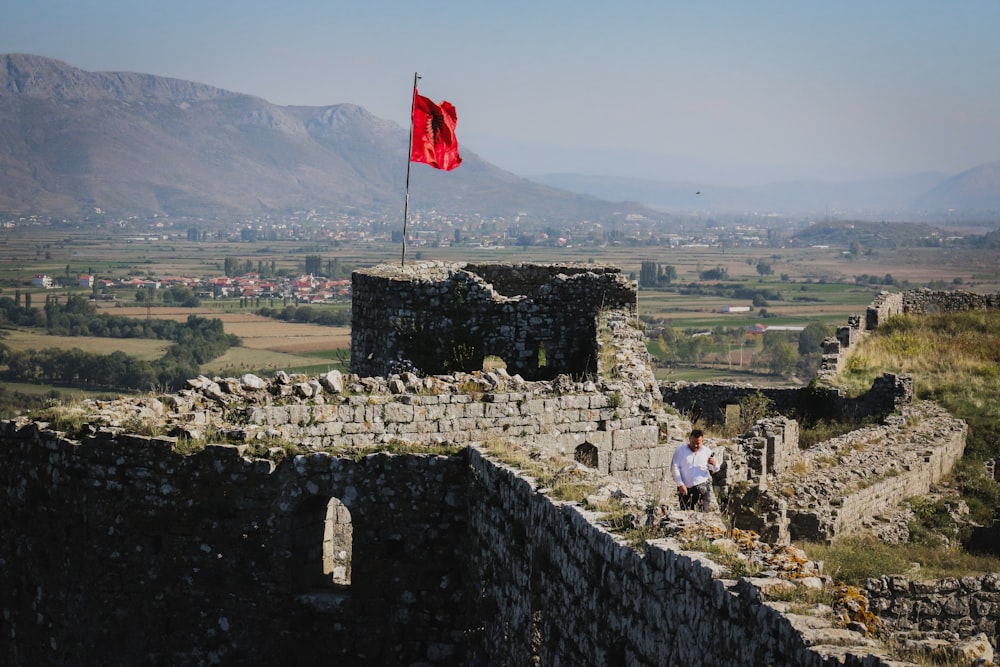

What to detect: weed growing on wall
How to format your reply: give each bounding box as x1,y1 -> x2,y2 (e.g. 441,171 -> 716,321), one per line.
29,402 -> 92,439
120,413 -> 163,437
731,390 -> 775,436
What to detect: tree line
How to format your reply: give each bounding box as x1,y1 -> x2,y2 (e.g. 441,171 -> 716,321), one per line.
0,296 -> 240,391
256,304 -> 350,327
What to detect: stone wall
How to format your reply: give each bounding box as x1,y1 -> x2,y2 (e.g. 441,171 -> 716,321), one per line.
728,415 -> 802,482
659,373 -> 913,427
0,420 -> 472,666
778,402 -> 967,543
660,382 -> 802,424
0,420 -> 900,666
818,289 -> 1000,377
704,401 -> 965,546
865,291 -> 905,331
463,449 -> 899,666
862,288 -> 1000,332
83,364 -> 667,488
350,262 -> 636,380
860,288 -> 1000,332
866,573 -> 1000,647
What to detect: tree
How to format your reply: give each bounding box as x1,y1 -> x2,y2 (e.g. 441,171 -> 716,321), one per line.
756,261 -> 773,276
658,264 -> 677,285
699,266 -> 728,281
798,323 -> 834,355
639,260 -> 658,288
761,334 -> 797,376
736,391 -> 775,432
674,334 -> 711,364
162,286 -> 199,307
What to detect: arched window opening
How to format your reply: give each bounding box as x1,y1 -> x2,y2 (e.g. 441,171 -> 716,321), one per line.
324,498 -> 352,585
575,442 -> 599,469
537,342 -> 547,368
293,496 -> 352,591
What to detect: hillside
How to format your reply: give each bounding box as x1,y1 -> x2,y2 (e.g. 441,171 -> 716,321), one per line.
788,220 -> 949,248
0,54 -> 657,223
916,160 -> 1000,212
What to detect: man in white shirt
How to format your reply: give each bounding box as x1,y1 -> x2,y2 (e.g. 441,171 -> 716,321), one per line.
670,429 -> 720,511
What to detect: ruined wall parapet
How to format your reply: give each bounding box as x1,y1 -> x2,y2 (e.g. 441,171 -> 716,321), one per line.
777,402 -> 966,543
71,363 -> 667,486
865,291 -> 905,331
866,289 -> 1000,332
660,382 -> 802,424
0,419 -> 472,666
731,416 -> 802,480
660,373 -> 911,427
818,289 -> 1000,380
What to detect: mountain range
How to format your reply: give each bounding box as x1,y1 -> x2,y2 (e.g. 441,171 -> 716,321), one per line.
0,53 -> 652,223
1,54 -> 998,224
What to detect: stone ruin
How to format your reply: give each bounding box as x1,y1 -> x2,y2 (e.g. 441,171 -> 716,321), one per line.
1,266 -> 998,666
350,262 -> 642,381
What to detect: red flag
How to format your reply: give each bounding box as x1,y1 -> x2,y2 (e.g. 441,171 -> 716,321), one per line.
410,87 -> 462,171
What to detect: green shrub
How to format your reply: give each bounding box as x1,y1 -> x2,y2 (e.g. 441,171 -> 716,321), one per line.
950,459 -> 1000,524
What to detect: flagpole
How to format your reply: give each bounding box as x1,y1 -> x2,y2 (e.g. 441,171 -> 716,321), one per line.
402,71 -> 419,268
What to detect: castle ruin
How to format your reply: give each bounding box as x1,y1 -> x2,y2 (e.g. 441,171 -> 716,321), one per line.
2,266 -> 997,666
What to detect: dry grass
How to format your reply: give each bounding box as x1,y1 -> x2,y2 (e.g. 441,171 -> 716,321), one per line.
480,437 -> 598,502
102,307 -> 351,352
94,306 -> 351,372
799,535 -> 1000,585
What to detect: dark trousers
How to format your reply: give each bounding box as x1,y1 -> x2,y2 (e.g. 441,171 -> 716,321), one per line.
680,482 -> 712,511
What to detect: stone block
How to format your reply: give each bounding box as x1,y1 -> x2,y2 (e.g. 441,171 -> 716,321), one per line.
625,448 -> 650,470
383,403 -> 414,423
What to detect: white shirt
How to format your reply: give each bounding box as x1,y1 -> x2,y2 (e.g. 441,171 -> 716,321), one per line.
670,443 -> 720,488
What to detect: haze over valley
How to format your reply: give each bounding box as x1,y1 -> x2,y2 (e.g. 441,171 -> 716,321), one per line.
2,54 -> 999,227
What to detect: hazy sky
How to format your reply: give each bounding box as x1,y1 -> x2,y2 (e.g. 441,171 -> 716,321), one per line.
4,1 -> 999,185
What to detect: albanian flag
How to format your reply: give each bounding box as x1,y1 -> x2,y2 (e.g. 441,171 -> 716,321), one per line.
410,88 -> 462,171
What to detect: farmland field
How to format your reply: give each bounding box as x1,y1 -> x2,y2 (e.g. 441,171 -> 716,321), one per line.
102,307 -> 350,353
97,307 -> 351,376
1,329 -> 172,360
3,223 -> 999,400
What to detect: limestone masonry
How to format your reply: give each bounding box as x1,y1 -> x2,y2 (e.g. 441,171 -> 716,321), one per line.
2,266 -> 998,666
